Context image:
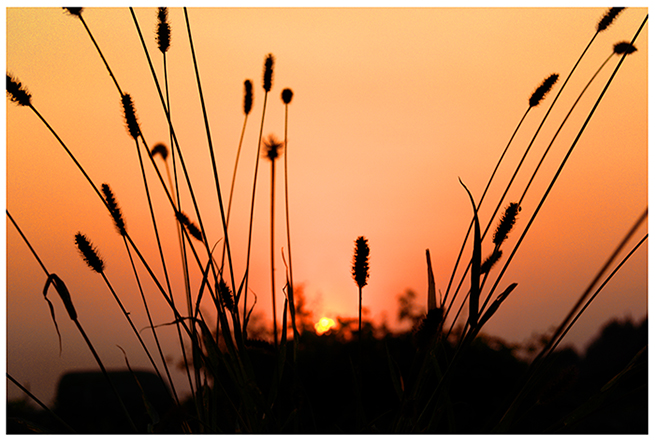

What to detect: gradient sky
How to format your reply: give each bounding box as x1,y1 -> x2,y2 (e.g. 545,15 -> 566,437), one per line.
5,7 -> 648,405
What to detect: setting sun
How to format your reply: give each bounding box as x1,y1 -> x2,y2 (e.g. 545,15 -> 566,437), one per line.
314,317 -> 336,335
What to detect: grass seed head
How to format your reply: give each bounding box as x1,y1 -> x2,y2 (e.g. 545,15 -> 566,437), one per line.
263,134 -> 284,161
614,41 -> 637,55
263,53 -> 275,92
480,249 -> 503,275
150,143 -> 169,161
101,183 -> 127,236
244,79 -> 253,115
352,236 -> 370,289
493,202 -> 520,247
156,7 -> 171,53
75,232 -> 105,274
6,74 -> 32,107
218,278 -> 235,312
282,88 -> 294,104
63,7 -> 83,18
176,211 -> 203,242
529,73 -> 559,108
121,93 -> 141,140
597,7 -> 625,32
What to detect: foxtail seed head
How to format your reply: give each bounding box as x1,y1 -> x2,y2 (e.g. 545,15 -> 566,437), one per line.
480,249 -> 503,275
263,54 -> 274,92
156,7 -> 171,53
151,143 -> 169,161
493,202 -> 520,247
529,74 -> 559,108
597,7 -> 625,32
75,232 -> 105,273
176,211 -> 203,242
244,80 -> 253,115
352,236 -> 370,289
101,183 -> 127,237
614,41 -> 637,55
263,135 -> 284,161
6,74 -> 32,107
121,94 -> 141,140
281,88 -> 294,105
63,7 -> 83,18
217,278 -> 235,312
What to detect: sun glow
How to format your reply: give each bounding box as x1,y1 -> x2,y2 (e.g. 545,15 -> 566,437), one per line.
314,317 -> 336,335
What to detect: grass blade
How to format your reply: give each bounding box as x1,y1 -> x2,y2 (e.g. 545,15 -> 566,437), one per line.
426,249 -> 437,311
459,178 -> 481,329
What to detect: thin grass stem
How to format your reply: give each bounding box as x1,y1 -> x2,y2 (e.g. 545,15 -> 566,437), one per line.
444,12 -> 633,337
156,7 -> 197,402
442,107 -> 530,309
281,89 -> 298,340
8,211 -> 138,432
548,233 -> 648,358
129,12 -> 237,359
270,158 -> 278,347
243,53 -> 274,336
483,14 -> 648,329
65,9 -> 122,95
494,207 -> 647,432
183,7 -> 237,297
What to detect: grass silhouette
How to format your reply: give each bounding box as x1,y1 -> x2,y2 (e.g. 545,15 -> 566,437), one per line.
6,7 -> 648,434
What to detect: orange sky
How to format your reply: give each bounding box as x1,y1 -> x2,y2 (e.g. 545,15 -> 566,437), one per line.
5,7 -> 648,405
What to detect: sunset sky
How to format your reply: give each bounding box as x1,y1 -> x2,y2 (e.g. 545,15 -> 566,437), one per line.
5,6 -> 648,405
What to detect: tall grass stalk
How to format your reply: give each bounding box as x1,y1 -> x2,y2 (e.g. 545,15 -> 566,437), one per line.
517,43 -> 639,208
63,8 -> 121,95
482,13 -> 647,325
227,80 -> 254,226
464,45 -> 629,328
442,7 -> 628,332
441,74 -> 556,313
352,236 -> 370,358
549,232 -> 648,359
243,53 -> 275,336
281,88 -> 299,340
155,6 -> 197,403
7,210 -> 138,432
122,92 -> 179,337
74,232 -> 171,391
151,145 -> 197,400
494,207 -> 648,432
126,90 -> 205,402
7,76 -> 209,418
129,8 -> 229,295
67,7 -> 213,322
129,12 -> 248,411
221,79 -> 253,338
444,202 -> 518,340
440,74 -> 556,331
453,19 -> 646,343
263,135 -> 284,347
6,74 -> 188,325
101,182 -> 183,408
182,7 -> 237,298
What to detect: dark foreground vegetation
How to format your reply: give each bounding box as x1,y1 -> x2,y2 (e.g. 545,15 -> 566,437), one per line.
7,316 -> 647,433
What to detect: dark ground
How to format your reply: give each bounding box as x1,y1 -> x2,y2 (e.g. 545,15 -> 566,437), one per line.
7,316 -> 647,434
